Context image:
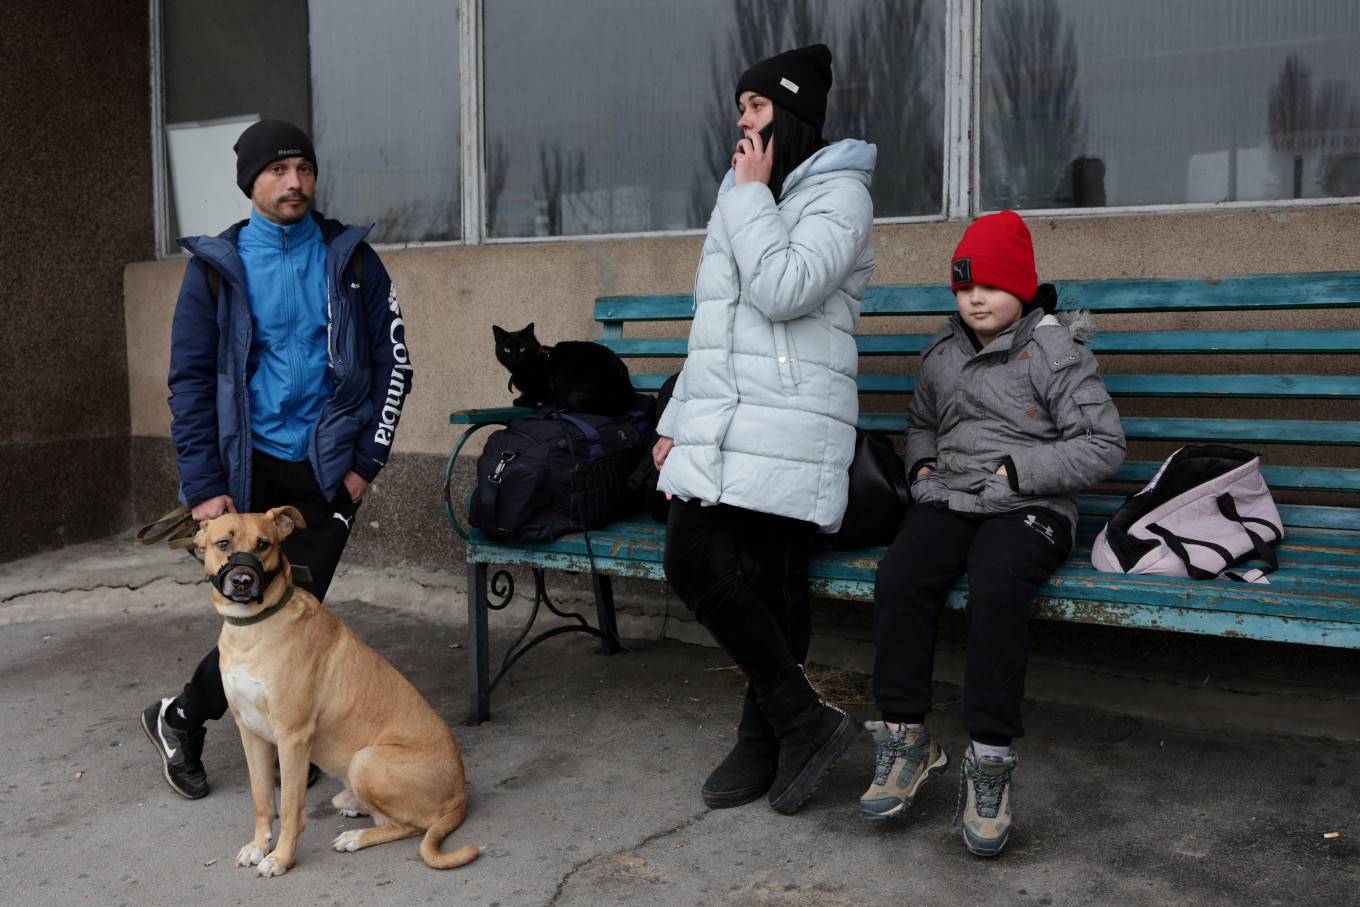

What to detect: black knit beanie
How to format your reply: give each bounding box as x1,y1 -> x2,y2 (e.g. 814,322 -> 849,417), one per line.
735,44 -> 833,129
234,119 -> 318,197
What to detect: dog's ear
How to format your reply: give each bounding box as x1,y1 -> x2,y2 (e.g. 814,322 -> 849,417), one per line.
194,524 -> 209,549
268,505 -> 307,538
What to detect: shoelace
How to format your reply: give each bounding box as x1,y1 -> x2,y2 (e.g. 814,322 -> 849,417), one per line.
952,755 -> 1014,826
964,758 -> 1013,818
872,729 -> 914,785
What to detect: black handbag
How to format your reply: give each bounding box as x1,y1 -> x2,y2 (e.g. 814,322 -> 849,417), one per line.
818,429 -> 911,550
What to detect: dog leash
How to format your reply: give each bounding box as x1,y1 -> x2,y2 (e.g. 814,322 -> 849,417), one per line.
136,505 -> 202,561
135,505 -> 314,583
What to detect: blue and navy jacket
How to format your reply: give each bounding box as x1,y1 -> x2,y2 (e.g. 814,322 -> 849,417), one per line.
168,211 -> 413,510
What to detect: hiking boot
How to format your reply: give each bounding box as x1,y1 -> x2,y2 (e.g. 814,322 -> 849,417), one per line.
954,745 -> 1017,857
141,698 -> 208,800
702,690 -> 779,809
756,666 -> 860,815
859,721 -> 949,820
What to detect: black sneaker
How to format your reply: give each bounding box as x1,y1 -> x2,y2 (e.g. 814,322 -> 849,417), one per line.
141,698 -> 208,799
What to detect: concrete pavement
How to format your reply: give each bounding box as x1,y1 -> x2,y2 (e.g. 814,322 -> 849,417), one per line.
2,536 -> 1357,906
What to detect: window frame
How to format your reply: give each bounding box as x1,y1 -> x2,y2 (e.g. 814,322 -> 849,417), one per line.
150,0 -> 1360,256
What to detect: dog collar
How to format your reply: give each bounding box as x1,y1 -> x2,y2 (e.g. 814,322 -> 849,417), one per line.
223,585 -> 295,627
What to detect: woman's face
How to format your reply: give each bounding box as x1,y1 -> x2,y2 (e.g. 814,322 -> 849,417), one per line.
737,91 -> 774,136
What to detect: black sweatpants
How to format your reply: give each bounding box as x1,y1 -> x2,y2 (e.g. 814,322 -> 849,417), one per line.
169,451 -> 361,727
871,503 -> 1071,745
663,498 -> 815,692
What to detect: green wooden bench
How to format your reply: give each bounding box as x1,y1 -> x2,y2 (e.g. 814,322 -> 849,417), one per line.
448,271 -> 1360,725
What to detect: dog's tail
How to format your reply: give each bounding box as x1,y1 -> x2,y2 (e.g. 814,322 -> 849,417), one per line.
420,796 -> 480,869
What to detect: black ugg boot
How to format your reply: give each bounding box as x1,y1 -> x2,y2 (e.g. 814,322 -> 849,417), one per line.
757,666 -> 860,815
702,688 -> 779,808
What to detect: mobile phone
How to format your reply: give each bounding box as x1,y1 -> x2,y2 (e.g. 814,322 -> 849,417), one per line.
737,123 -> 774,153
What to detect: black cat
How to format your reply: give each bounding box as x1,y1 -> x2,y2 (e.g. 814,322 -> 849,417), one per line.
493,323 -> 635,415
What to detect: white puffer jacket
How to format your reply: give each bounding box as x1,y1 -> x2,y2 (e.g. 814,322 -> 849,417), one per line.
657,139 -> 876,531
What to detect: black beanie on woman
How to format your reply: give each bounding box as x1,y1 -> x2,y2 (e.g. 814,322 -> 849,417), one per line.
735,44 -> 833,129
234,119 -> 318,197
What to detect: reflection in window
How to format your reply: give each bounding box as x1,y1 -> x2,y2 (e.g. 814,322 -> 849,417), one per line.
980,0 -> 1360,210
310,0 -> 460,243
483,0 -> 945,238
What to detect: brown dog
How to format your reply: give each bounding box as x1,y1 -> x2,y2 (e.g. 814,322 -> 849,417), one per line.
197,506 -> 479,877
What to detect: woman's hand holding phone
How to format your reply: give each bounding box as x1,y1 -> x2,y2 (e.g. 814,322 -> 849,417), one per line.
733,123 -> 774,187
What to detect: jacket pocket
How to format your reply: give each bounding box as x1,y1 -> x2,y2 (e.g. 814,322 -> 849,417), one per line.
1071,385 -> 1115,436
770,322 -> 802,394
910,471 -> 946,505
977,471 -> 1025,514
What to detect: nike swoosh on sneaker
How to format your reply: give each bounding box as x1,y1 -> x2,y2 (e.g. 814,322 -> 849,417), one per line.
156,698 -> 179,758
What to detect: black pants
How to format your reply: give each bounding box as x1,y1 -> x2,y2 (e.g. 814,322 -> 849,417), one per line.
663,498 -> 815,692
170,451 -> 360,726
871,504 -> 1071,745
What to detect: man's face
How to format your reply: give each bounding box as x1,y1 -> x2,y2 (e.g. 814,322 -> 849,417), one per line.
250,157 -> 315,225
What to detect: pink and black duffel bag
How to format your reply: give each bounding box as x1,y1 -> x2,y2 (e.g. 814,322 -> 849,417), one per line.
1091,445 -> 1284,584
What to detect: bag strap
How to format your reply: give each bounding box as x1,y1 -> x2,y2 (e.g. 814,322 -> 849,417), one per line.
553,413 -> 605,459
1216,493 -> 1279,580
480,449 -> 517,541
1147,491 -> 1280,583
1145,523 -> 1229,580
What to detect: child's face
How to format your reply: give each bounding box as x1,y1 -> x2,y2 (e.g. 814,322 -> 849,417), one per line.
955,284 -> 1024,347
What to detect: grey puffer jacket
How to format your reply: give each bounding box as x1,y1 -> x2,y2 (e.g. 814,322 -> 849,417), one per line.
657,139 -> 876,531
906,306 -> 1126,536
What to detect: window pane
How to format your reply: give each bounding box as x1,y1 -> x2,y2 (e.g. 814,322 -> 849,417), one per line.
309,0 -> 461,243
161,1 -> 310,244
484,0 -> 944,238
980,0 -> 1360,210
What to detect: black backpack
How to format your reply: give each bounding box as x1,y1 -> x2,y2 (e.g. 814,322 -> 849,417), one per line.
469,394 -> 656,543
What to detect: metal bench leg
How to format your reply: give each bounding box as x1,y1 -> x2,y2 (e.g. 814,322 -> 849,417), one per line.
591,572 -> 621,654
467,560 -> 491,725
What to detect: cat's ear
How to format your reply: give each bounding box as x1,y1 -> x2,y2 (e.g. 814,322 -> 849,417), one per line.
523,322 -> 535,336
493,325 -> 507,340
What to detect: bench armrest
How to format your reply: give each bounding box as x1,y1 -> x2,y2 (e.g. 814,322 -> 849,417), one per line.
450,406 -> 536,425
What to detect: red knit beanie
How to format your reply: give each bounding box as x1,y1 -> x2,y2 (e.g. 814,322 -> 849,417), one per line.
949,210 -> 1038,303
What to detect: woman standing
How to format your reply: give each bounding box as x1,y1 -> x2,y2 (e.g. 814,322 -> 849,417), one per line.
652,44 -> 876,815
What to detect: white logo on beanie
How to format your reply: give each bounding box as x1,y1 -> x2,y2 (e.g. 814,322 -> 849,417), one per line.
780,77 -> 800,93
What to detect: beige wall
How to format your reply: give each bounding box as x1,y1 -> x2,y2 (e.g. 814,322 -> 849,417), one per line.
126,204 -> 1360,458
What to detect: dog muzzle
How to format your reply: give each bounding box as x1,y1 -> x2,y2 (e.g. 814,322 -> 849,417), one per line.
211,552 -> 280,604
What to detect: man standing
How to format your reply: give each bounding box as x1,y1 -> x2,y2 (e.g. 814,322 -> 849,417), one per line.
141,119 -> 412,799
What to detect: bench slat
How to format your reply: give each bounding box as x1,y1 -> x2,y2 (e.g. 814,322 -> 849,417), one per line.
1111,462 -> 1360,495
597,272 -> 1360,321
856,413 -> 1360,445
600,330 -> 1360,360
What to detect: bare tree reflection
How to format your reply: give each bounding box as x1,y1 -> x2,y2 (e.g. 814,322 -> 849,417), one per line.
690,0 -> 826,223
980,0 -> 1084,210
485,137 -> 509,238
539,144 -> 588,236
841,0 -> 941,216
1269,54 -> 1360,199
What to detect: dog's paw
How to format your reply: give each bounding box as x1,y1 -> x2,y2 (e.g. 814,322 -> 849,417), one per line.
331,829 -> 364,852
235,844 -> 266,868
255,854 -> 289,877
